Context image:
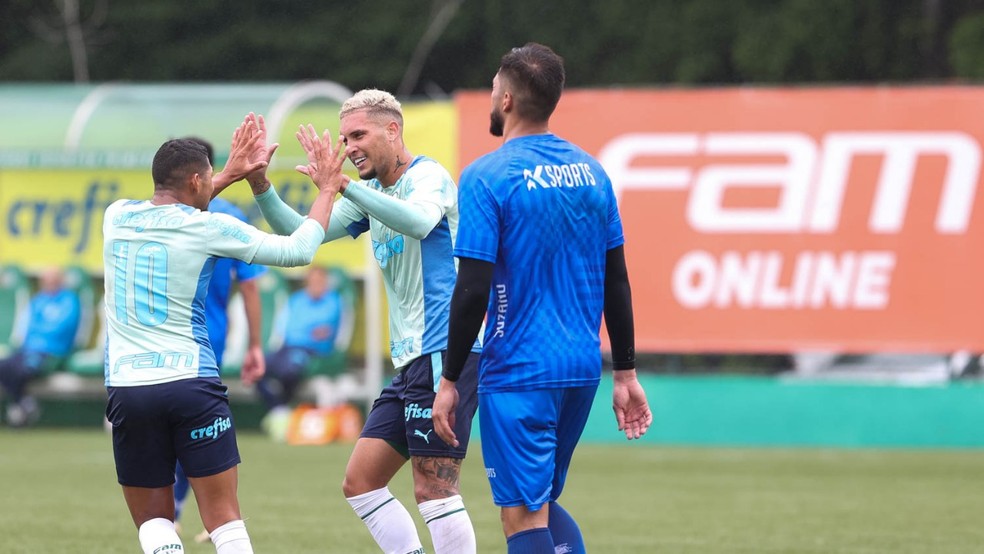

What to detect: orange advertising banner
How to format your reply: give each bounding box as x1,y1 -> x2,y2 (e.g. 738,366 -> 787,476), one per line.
456,87 -> 984,353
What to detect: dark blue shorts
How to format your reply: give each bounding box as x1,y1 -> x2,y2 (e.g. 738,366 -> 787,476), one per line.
106,377 -> 240,487
361,351 -> 479,458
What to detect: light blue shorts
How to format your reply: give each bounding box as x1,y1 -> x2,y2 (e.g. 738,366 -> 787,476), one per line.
479,385 -> 597,511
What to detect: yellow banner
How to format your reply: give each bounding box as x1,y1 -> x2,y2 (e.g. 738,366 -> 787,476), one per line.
0,169 -> 364,274
0,101 -> 457,276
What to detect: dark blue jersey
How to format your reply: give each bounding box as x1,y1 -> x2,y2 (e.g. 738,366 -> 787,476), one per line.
455,133 -> 624,392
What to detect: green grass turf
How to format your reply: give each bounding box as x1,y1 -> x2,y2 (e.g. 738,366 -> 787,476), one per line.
1,429 -> 983,553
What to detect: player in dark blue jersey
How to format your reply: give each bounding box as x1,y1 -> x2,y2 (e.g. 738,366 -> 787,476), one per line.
433,43 -> 653,554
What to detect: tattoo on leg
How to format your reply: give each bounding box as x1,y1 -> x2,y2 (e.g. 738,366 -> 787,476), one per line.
412,456 -> 462,501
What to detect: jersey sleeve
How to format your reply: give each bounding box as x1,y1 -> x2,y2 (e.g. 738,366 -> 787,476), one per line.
341,161 -> 450,240
454,161 -> 500,263
204,212 -> 324,267
204,212 -> 267,262
598,164 -> 626,250
401,161 -> 454,233
329,195 -> 372,239
254,185 -> 366,242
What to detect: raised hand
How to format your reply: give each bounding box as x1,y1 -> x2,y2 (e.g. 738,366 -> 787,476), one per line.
244,112 -> 279,194
295,123 -> 349,196
212,115 -> 269,198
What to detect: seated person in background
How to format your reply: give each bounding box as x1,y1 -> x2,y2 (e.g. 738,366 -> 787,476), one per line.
0,267 -> 81,427
256,266 -> 345,411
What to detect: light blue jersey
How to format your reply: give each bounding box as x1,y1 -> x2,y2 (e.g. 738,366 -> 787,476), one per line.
257,156 -> 478,369
21,289 -> 81,357
103,199 -> 324,387
331,157 -> 460,367
456,134 -> 625,392
277,289 -> 343,355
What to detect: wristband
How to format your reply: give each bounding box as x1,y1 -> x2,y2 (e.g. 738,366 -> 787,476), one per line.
441,369 -> 460,382
612,359 -> 636,370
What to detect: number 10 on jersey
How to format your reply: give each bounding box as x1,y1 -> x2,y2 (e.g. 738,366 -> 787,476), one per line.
112,240 -> 169,327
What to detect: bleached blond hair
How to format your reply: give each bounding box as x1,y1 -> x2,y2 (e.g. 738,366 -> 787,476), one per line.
339,88 -> 404,126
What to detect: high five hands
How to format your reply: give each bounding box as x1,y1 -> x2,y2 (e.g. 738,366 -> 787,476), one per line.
295,124 -> 350,196
211,114 -> 269,197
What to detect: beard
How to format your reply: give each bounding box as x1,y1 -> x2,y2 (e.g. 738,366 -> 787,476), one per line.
355,157 -> 377,180
489,107 -> 504,137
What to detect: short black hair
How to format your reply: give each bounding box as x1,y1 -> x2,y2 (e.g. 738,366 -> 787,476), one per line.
182,136 -> 215,164
498,42 -> 566,123
152,139 -> 210,190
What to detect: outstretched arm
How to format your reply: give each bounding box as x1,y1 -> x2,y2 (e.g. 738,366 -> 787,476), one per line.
249,120 -> 354,242
254,186 -> 309,235
239,125 -> 349,267
341,183 -> 443,240
237,112 -> 318,234
253,185 -> 352,243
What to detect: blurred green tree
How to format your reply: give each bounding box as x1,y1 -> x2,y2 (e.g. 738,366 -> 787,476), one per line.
4,0 -> 984,92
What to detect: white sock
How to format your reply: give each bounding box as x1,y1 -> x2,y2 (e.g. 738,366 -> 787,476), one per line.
347,487 -> 424,554
418,495 -> 476,554
138,518 -> 184,554
209,520 -> 253,553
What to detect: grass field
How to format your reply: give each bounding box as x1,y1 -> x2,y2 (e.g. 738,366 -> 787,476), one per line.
1,429 -> 983,553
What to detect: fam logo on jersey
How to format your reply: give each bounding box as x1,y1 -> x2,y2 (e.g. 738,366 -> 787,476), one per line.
390,337 -> 415,358
405,403 -> 432,422
372,231 -> 405,268
190,417 -> 232,441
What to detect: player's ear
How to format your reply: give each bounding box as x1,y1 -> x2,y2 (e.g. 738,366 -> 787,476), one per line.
386,120 -> 400,142
502,91 -> 513,113
189,172 -> 202,194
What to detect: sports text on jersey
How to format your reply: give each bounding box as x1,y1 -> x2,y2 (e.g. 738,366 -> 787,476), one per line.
523,163 -> 597,191
190,417 -> 232,441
